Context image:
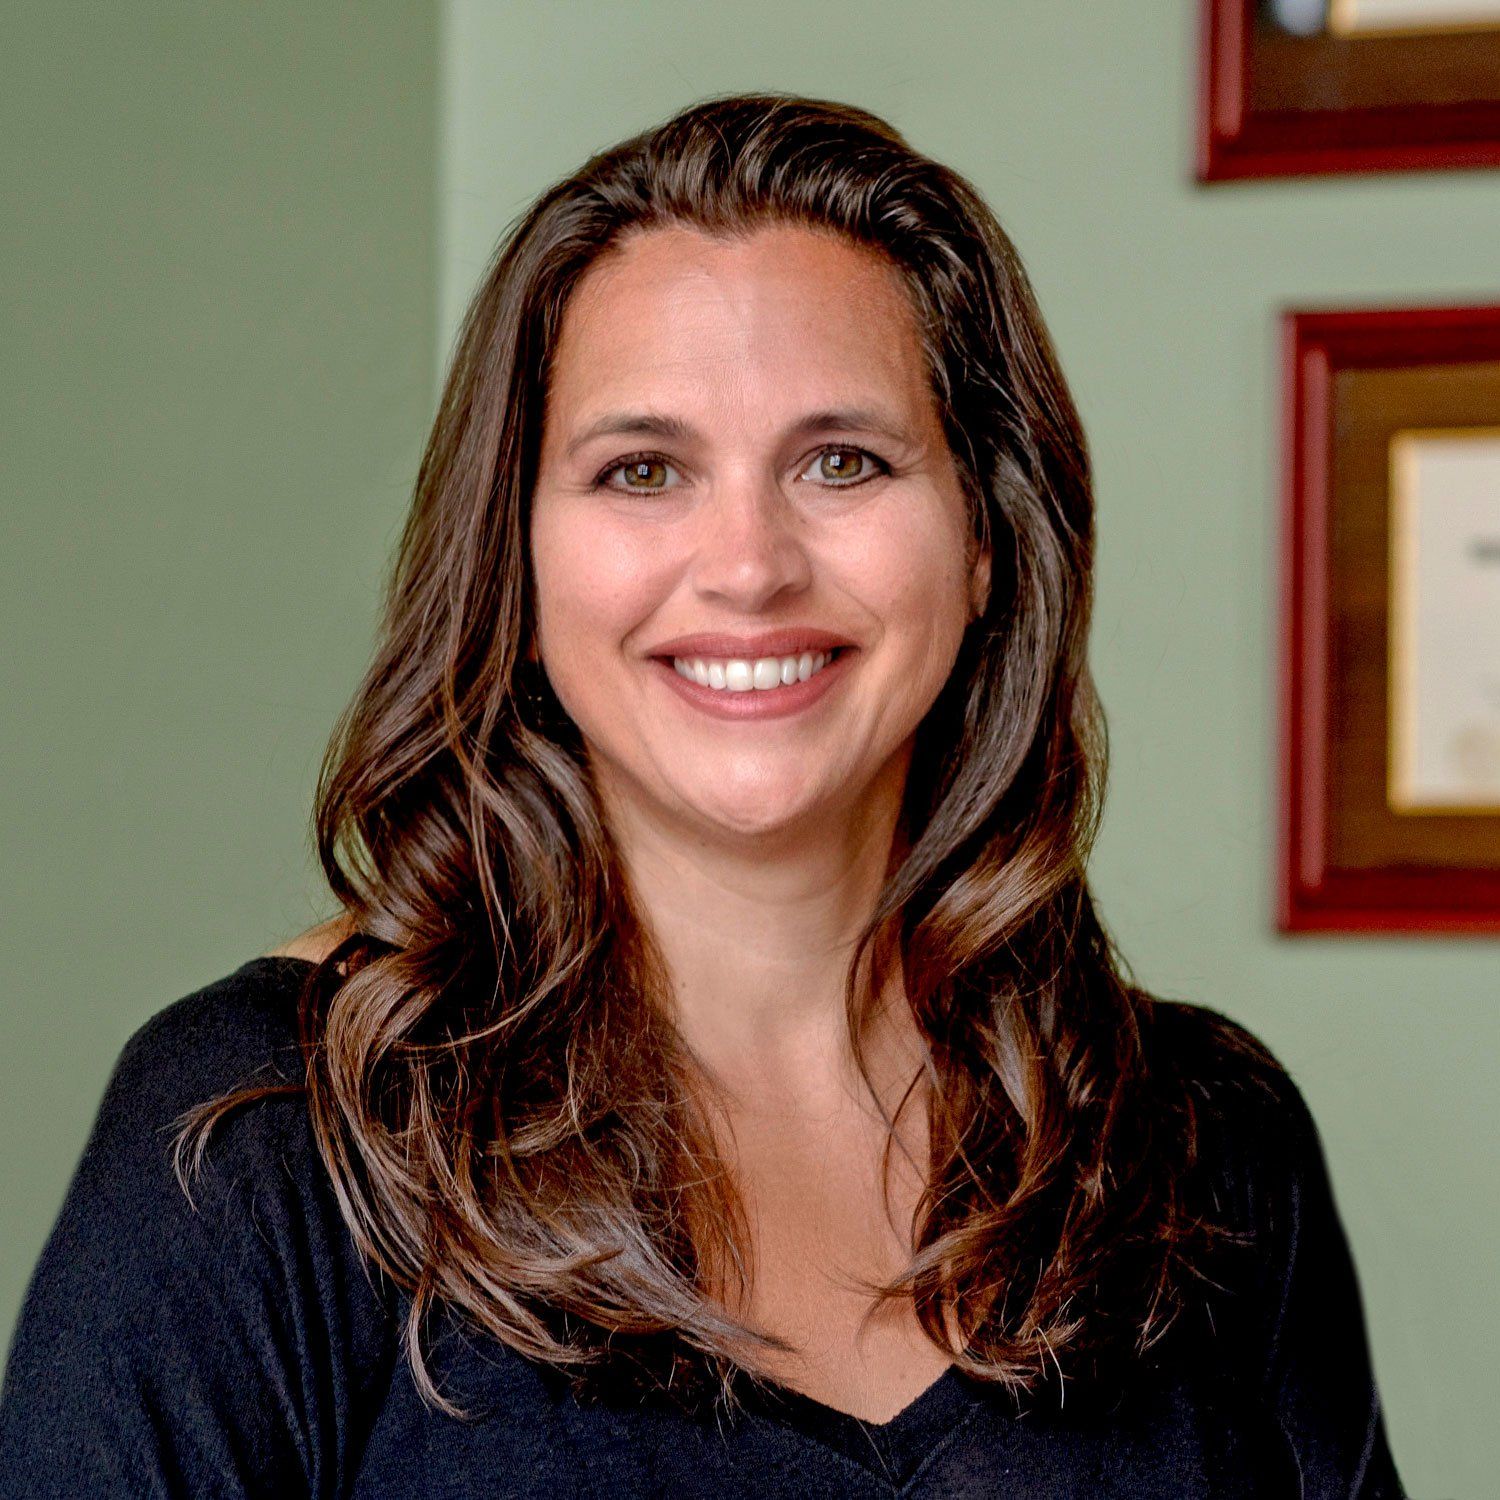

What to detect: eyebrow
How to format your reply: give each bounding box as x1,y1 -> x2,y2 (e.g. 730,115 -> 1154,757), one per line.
563,407 -> 920,458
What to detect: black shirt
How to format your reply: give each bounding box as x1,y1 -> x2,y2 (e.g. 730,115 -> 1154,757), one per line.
0,956 -> 1407,1497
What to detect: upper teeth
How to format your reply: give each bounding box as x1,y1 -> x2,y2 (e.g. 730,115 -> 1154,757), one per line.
671,650 -> 835,691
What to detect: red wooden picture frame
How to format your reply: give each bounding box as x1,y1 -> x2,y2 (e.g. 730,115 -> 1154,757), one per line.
1200,0 -> 1500,181
1279,302 -> 1500,933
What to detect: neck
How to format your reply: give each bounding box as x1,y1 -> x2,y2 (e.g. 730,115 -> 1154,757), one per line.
593,753 -> 919,1113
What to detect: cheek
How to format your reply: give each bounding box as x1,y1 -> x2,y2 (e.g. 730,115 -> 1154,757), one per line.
530,506 -> 666,662
843,510 -> 973,655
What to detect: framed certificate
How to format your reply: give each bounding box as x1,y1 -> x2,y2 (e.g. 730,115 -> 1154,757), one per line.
1389,428 -> 1500,813
1278,303 -> 1500,933
1330,1 -> 1500,33
1198,0 -> 1500,180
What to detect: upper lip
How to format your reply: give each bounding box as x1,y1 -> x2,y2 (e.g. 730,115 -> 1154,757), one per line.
649,628 -> 856,660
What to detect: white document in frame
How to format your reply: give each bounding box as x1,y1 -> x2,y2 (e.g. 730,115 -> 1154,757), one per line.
1328,0 -> 1500,34
1388,427 -> 1500,813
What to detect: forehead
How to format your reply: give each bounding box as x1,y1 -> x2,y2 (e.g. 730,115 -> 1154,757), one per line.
544,222 -> 932,421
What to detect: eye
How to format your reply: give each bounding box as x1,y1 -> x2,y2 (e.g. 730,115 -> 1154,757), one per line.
591,444 -> 891,495
594,454 -> 683,493
800,445 -> 889,487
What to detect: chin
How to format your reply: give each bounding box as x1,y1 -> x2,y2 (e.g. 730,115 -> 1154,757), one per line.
673,777 -> 832,838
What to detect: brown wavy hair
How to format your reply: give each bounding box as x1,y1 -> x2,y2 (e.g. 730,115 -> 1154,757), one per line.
173,90 -> 1284,1423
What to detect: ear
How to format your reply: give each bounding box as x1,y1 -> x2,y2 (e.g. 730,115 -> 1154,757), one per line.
969,543 -> 992,622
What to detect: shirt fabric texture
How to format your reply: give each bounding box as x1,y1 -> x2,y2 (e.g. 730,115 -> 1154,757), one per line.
0,956 -> 1408,1497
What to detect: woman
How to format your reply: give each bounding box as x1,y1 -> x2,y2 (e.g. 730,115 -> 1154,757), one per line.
0,93 -> 1405,1496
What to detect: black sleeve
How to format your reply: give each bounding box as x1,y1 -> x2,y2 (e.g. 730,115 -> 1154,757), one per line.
1255,1068 -> 1407,1499
0,963 -> 399,1499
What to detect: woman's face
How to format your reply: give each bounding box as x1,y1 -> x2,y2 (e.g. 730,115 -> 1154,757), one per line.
529,222 -> 990,845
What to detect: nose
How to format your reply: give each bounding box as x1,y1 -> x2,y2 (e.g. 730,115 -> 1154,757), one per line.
685,469 -> 814,611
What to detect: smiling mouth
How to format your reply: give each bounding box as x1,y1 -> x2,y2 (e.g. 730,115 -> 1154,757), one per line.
659,645 -> 848,692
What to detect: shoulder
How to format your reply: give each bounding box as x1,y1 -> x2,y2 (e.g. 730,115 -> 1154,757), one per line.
55,954 -> 343,1275
113,953 -> 315,1111
1139,993 -> 1316,1145
1118,1001 -> 1404,1490
20,952 -> 397,1394
1,958 -> 401,1488
1132,995 -> 1340,1345
262,913 -> 357,967
1130,996 -> 1331,1290
93,954 -> 329,1208
14,952 -> 388,1328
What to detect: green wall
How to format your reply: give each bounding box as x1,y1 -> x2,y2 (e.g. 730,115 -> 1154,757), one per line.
3,2 -> 1492,1494
441,2 -> 1492,1494
0,0 -> 436,1368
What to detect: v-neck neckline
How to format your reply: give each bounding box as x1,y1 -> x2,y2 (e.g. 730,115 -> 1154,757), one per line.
244,956 -> 991,1480
733,1363 -> 983,1486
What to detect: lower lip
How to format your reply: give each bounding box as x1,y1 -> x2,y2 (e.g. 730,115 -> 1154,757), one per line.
649,649 -> 856,720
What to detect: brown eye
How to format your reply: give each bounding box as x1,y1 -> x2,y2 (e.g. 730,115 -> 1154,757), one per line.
804,446 -> 887,486
596,455 -> 680,493
621,458 -> 670,488
820,449 -> 864,481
